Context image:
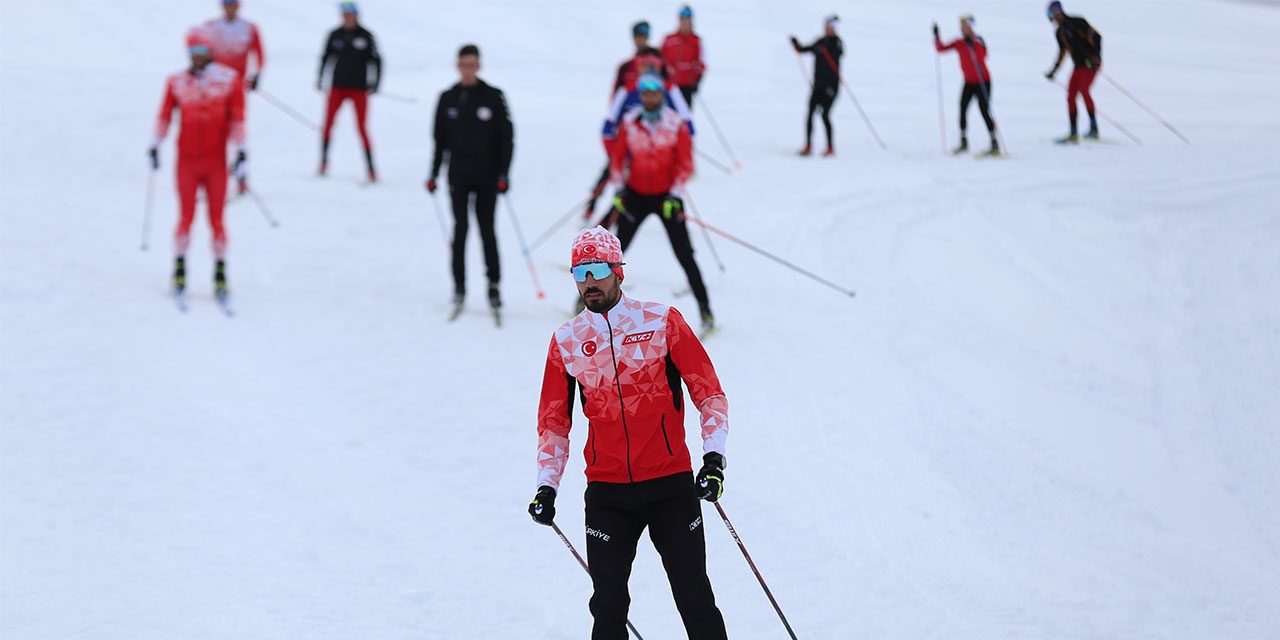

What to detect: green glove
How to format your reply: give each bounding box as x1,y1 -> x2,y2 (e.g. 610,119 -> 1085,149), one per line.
612,194 -> 628,214
662,196 -> 683,220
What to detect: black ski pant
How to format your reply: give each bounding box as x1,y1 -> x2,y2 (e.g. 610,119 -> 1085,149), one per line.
679,84 -> 698,112
609,190 -> 712,316
449,184 -> 500,296
806,83 -> 838,149
585,472 -> 728,640
959,81 -> 995,136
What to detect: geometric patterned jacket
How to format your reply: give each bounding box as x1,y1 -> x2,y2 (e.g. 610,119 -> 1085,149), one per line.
536,294 -> 728,489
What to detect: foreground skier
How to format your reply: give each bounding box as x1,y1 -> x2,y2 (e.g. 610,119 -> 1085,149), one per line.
530,226 -> 730,640
150,26 -> 245,310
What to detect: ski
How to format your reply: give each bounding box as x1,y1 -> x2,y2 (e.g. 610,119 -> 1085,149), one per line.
491,307 -> 502,328
215,291 -> 235,317
699,326 -> 720,340
974,150 -> 1005,160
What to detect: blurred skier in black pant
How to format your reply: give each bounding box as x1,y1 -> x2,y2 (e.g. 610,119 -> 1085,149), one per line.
791,15 -> 843,156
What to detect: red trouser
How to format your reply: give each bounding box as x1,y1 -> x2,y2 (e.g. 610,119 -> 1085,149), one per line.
322,87 -> 372,149
175,155 -> 228,259
1067,65 -> 1099,116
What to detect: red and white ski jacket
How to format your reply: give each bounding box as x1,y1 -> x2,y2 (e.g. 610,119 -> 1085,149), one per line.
935,35 -> 990,84
661,31 -> 705,88
536,295 -> 728,489
204,17 -> 265,80
608,106 -> 693,197
153,63 -> 246,159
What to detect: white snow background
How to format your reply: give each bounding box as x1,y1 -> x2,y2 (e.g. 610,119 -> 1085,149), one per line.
2,0 -> 1278,638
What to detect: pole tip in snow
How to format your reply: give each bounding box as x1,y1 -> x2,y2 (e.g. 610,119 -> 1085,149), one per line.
537,291 -> 546,299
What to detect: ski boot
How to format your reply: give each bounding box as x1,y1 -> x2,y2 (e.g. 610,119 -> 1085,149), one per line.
1083,127 -> 1100,141
364,148 -> 377,184
952,138 -> 969,155
449,291 -> 465,321
172,256 -> 186,294
797,144 -> 812,157
699,308 -> 716,337
488,283 -> 502,327
318,161 -> 328,177
214,260 -> 229,299
822,146 -> 835,157
1055,132 -> 1080,145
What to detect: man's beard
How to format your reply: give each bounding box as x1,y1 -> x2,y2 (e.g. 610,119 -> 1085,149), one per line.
582,286 -> 619,313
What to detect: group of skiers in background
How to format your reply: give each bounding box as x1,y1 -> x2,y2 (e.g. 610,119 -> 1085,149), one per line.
144,3 -> 1109,636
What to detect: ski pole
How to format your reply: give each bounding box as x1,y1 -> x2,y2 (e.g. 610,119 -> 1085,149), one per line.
1099,72 -> 1190,145
376,91 -> 418,105
1051,79 -> 1141,145
818,46 -> 887,150
140,169 -> 157,251
714,503 -> 799,640
500,195 -> 547,299
256,89 -> 321,131
243,187 -> 281,228
550,523 -> 646,640
793,50 -> 813,91
934,42 -> 948,155
677,212 -> 856,298
529,196 -> 591,251
681,192 -> 725,273
694,148 -> 734,175
427,193 -> 452,248
696,94 -> 743,170
963,41 -> 1008,154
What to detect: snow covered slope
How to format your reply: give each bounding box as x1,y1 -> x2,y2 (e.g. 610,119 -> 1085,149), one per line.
3,0 -> 1278,638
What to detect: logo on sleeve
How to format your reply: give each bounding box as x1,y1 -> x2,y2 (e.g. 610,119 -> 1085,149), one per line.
622,331 -> 655,345
476,106 -> 493,121
582,341 -> 598,356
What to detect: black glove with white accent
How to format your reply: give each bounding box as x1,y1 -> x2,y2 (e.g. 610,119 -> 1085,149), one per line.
695,452 -> 726,502
528,486 -> 556,526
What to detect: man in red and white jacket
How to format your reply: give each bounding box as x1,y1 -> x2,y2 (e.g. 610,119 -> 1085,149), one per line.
149,26 -> 246,300
661,5 -> 706,109
529,226 -> 729,640
605,74 -> 714,331
205,0 -> 263,193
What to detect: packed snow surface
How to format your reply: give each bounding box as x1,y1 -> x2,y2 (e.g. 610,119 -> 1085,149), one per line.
3,0 -> 1278,638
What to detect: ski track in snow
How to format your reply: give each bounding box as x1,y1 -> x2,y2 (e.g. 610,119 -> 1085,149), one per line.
3,1 -> 1280,638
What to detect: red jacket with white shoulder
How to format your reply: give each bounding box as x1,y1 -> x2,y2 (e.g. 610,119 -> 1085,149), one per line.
204,17 -> 265,79
608,106 -> 693,197
153,63 -> 246,159
536,295 -> 728,489
661,31 -> 705,88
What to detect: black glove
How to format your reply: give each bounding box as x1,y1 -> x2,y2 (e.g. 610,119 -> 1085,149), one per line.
1044,66 -> 1058,80
148,147 -> 159,170
528,486 -> 556,526
316,79 -> 323,92
695,452 -> 726,502
932,23 -> 940,37
247,73 -> 259,91
497,177 -> 509,194
368,84 -> 379,95
425,178 -> 437,193
231,150 -> 247,175
789,36 -> 801,51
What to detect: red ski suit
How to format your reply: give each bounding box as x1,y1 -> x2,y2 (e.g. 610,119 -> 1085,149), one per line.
608,106 -> 693,197
204,17 -> 264,81
935,35 -> 990,84
536,295 -> 729,489
660,31 -> 705,88
153,63 -> 245,258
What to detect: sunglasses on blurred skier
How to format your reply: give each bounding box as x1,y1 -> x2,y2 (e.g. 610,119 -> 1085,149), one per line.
571,262 -> 623,282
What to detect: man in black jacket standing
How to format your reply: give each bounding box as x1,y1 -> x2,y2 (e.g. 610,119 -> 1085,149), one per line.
1045,1 -> 1102,143
318,1 -> 381,180
427,44 -> 514,315
791,15 -> 843,156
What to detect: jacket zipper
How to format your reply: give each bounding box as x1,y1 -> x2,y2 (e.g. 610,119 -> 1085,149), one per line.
603,313 -> 634,483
